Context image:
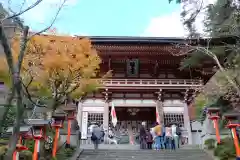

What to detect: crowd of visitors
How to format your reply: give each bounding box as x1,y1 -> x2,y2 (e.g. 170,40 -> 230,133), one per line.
140,121 -> 182,150
89,121 -> 183,150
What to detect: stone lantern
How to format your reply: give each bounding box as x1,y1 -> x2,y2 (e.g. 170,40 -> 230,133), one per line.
6,125 -> 32,145
207,107 -> 221,144
6,125 -> 32,160
62,105 -> 76,148
24,119 -> 51,160
223,113 -> 240,160
51,112 -> 66,157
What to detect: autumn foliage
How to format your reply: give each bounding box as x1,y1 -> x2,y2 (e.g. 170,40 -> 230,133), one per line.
0,34 -> 102,109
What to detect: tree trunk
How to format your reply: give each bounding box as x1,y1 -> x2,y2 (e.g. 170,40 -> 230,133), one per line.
0,22 -> 16,137
4,76 -> 24,159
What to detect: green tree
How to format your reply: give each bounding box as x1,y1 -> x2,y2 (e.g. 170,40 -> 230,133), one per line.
0,1 -> 66,158
170,0 -> 240,112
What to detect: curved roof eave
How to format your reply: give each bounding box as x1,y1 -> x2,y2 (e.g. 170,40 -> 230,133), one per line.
81,36 -> 187,44
74,36 -> 238,46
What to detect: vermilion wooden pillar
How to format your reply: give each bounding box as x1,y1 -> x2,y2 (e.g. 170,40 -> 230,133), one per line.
52,125 -> 61,157
33,135 -> 42,160
207,108 -> 221,144
63,106 -> 76,148
52,113 -> 65,158
224,113 -> 240,160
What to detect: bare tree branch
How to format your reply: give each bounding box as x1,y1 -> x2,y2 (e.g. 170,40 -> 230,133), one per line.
23,71 -> 34,89
2,0 -> 43,22
169,43 -> 194,56
21,80 -> 46,108
183,0 -> 204,25
28,0 -> 67,38
19,0 -> 27,13
7,0 -> 28,18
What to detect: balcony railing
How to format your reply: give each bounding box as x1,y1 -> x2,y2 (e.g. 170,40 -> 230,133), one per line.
100,79 -> 203,89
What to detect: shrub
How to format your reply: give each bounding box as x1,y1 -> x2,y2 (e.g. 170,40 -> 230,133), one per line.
25,139 -> 35,153
214,137 -> 235,160
204,138 -> 216,149
64,148 -> 75,157
0,146 -> 32,160
19,150 -> 32,160
55,147 -> 76,160
0,146 -> 7,159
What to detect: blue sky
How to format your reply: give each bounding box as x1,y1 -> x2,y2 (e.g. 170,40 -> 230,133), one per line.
57,0 -> 180,36
2,0 -> 186,37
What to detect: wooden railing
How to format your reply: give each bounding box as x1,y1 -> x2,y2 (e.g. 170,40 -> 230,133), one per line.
100,79 -> 203,88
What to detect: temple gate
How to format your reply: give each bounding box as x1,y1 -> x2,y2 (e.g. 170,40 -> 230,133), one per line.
77,37 -> 214,145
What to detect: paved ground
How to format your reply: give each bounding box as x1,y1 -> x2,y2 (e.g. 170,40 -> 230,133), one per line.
78,144 -> 202,150
77,149 -> 213,160
79,144 -> 141,150
75,145 -> 213,160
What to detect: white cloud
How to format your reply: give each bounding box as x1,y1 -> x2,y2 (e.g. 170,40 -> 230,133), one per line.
142,0 -> 217,37
141,10 -> 186,37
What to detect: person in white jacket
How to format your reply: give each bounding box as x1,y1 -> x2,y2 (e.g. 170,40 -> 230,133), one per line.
171,123 -> 178,150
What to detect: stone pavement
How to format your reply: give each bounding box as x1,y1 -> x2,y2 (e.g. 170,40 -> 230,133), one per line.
74,145 -> 213,160
77,149 -> 213,160
79,144 -> 141,150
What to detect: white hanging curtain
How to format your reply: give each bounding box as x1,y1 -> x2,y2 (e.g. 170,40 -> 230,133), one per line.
111,102 -> 118,127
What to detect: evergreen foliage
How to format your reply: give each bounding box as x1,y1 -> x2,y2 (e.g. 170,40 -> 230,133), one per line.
170,0 -> 240,112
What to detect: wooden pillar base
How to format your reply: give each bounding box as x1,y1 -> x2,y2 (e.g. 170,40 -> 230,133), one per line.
13,151 -> 18,160
33,139 -> 40,160
66,119 -> 72,147
212,118 -> 221,144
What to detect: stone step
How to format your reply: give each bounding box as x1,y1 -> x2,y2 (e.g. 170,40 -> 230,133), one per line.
78,149 -> 213,160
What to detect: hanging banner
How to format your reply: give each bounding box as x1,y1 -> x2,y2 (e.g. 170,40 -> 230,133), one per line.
111,102 -> 118,127
81,112 -> 88,140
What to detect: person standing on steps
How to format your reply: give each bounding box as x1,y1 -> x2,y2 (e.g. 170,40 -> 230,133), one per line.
153,122 -> 162,150
165,124 -> 173,149
171,123 -> 177,150
160,122 -> 166,150
146,129 -> 153,149
139,121 -> 147,149
175,123 -> 181,148
91,123 -> 104,150
99,124 -> 105,143
150,123 -> 157,149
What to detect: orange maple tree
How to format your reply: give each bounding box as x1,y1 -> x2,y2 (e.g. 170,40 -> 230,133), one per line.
0,34 -> 102,110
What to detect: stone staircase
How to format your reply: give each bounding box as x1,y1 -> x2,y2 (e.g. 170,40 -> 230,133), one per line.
78,149 -> 213,160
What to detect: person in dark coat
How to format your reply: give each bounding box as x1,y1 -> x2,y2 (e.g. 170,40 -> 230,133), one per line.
139,121 -> 147,149
91,124 -> 104,150
146,129 -> 153,149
